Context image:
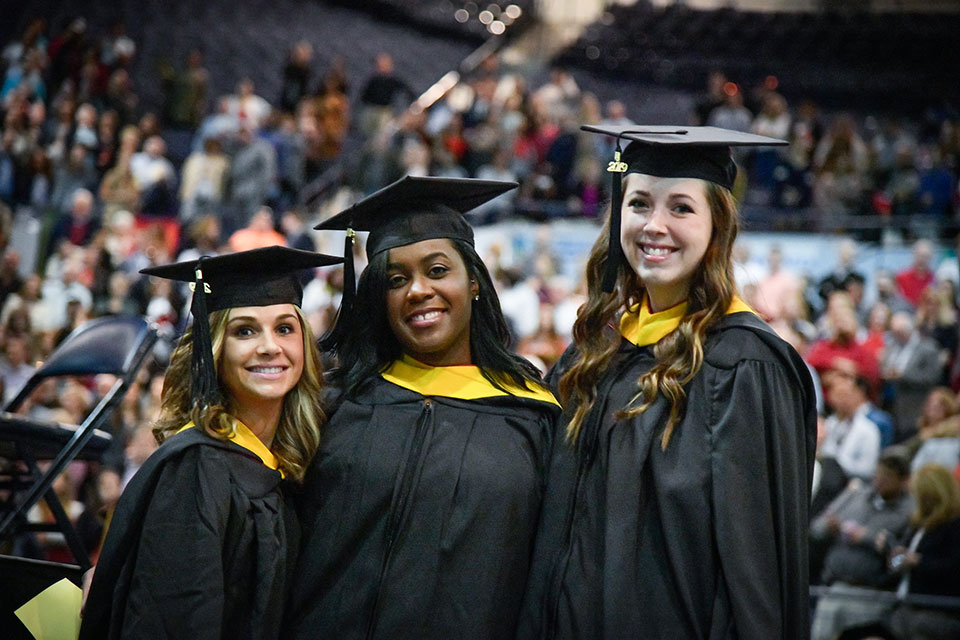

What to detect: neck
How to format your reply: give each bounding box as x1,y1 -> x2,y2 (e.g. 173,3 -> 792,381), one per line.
646,286 -> 688,313
231,401 -> 282,448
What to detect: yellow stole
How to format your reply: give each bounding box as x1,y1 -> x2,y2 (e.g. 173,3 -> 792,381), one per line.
618,295 -> 755,347
381,354 -> 560,406
178,418 -> 283,477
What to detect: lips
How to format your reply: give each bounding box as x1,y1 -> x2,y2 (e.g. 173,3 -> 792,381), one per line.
406,308 -> 445,329
245,365 -> 289,379
640,243 -> 677,260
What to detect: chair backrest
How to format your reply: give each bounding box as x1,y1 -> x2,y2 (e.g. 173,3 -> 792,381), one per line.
5,316 -> 157,413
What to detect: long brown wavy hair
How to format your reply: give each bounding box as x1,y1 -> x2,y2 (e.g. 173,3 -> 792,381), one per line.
154,305 -> 326,482
558,180 -> 740,449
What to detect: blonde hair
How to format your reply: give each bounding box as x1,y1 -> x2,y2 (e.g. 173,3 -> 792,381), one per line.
911,463 -> 960,530
154,306 -> 325,482
559,181 -> 740,449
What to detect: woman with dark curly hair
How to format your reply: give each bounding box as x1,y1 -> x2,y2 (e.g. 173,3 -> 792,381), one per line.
517,126 -> 818,639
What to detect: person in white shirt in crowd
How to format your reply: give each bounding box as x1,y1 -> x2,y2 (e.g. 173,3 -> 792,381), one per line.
129,135 -> 175,192
821,359 -> 883,480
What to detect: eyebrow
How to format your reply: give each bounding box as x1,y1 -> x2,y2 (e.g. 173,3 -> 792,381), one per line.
387,251 -> 451,270
227,313 -> 298,324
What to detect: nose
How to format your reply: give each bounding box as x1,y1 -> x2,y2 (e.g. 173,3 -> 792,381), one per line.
256,331 -> 282,355
407,273 -> 434,301
641,204 -> 668,235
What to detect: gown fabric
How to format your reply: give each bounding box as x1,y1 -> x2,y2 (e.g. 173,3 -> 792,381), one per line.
285,374 -> 560,640
79,426 -> 296,640
517,311 -> 817,640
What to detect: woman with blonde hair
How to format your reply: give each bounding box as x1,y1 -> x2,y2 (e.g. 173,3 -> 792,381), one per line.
518,126 -> 817,639
888,463 -> 960,639
80,246 -> 340,640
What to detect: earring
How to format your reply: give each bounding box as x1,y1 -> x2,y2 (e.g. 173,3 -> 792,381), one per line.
474,294 -> 480,301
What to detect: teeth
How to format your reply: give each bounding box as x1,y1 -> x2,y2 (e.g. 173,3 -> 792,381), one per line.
412,311 -> 442,322
643,246 -> 672,256
250,367 -> 283,373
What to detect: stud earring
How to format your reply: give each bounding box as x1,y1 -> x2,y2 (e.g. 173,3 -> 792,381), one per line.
474,294 -> 480,301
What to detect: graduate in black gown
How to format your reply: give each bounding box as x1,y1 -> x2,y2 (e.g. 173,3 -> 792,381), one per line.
517,126 -> 818,640
79,246 -> 340,640
284,176 -> 561,640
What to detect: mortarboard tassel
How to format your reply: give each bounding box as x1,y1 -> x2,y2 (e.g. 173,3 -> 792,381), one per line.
189,257 -> 221,409
602,139 -> 628,293
319,228 -> 356,353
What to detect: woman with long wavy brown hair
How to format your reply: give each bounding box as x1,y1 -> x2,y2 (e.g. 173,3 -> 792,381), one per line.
517,126 -> 818,639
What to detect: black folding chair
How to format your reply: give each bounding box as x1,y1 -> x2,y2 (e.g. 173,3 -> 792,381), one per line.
0,315 -> 158,571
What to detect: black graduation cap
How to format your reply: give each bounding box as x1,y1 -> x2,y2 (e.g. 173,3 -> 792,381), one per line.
141,245 -> 342,409
581,125 -> 787,292
314,175 -> 517,350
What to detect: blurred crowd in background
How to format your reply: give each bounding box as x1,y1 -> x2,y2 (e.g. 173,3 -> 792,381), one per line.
1,13 -> 960,633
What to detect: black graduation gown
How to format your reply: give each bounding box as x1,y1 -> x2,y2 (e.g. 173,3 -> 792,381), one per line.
285,375 -> 560,640
517,312 -> 817,640
79,427 -> 297,640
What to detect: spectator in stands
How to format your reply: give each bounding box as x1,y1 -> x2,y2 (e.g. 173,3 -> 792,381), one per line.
278,40 -> 313,114
807,293 -> 880,392
753,245 -> 801,322
227,126 -> 277,229
690,69 -> 727,126
130,134 -> 176,217
915,279 -> 958,356
706,83 -> 752,133
358,52 -> 412,135
810,450 -> 914,640
818,239 -> 865,305
228,205 -> 286,252
0,334 -> 35,403
865,268 -> 913,316
48,187 -> 100,256
821,359 -> 886,479
50,143 -> 97,213
882,311 -> 943,442
810,416 -> 851,585
160,48 -> 209,130
903,388 -> 960,457
98,149 -> 138,222
179,136 -> 228,222
812,113 -> 869,214
225,77 -> 272,132
887,463 -> 960,640
895,238 -> 936,307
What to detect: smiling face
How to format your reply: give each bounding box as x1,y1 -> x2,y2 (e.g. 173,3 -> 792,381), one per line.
385,238 -> 478,367
219,304 -> 304,416
620,173 -> 713,311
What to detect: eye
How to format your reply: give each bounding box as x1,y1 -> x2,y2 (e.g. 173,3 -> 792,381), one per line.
428,264 -> 449,278
232,324 -> 255,338
276,323 -> 296,335
626,197 -> 649,210
672,202 -> 694,214
387,273 -> 407,289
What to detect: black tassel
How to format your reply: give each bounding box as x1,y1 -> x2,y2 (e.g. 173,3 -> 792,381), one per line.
319,229 -> 356,353
190,257 -> 221,409
602,141 -> 627,293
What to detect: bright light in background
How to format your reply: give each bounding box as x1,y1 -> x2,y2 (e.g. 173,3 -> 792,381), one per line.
454,8 -> 469,22
722,81 -> 739,96
765,75 -> 779,90
479,10 -> 494,24
504,4 -> 522,19
489,20 -> 506,35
